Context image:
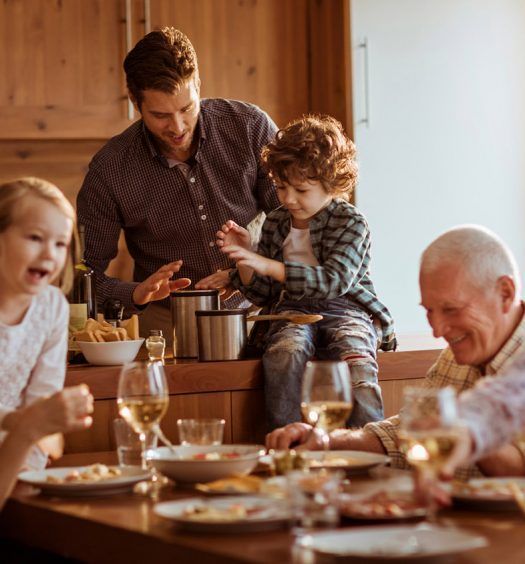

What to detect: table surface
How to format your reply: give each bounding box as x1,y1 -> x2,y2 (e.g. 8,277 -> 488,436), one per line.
3,451 -> 525,564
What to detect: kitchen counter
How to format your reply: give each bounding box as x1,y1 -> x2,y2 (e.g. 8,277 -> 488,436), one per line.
64,349 -> 440,454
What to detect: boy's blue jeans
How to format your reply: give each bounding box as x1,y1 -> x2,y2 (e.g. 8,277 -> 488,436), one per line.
262,297 -> 384,431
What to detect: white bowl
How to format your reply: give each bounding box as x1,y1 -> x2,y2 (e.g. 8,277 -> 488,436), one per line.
147,445 -> 265,483
77,339 -> 144,366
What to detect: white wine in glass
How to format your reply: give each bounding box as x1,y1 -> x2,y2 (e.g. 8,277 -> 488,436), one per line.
117,361 -> 169,471
301,360 -> 353,450
399,386 -> 459,520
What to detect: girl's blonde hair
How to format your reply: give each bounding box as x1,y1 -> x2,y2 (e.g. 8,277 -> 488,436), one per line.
0,177 -> 76,293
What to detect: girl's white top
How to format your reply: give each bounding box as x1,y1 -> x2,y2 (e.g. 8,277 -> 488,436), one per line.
0,285 -> 68,469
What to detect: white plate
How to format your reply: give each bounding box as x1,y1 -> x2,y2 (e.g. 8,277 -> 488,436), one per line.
298,524 -> 487,560
452,477 -> 525,511
18,466 -> 150,497
147,445 -> 265,483
261,450 -> 390,475
154,495 -> 291,533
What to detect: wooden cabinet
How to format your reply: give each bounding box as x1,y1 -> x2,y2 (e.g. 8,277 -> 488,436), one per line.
0,0 -> 144,139
149,0 -> 310,128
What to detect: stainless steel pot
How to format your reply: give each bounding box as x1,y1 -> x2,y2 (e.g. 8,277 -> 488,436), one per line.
195,309 -> 247,361
170,290 -> 220,358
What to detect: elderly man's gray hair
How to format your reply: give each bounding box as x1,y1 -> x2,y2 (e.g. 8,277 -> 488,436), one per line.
420,224 -> 521,296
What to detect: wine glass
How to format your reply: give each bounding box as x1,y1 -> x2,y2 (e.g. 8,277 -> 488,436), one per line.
300,360 -> 353,453
117,361 -> 169,487
399,386 -> 459,521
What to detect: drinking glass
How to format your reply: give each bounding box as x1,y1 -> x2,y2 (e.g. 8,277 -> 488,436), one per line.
399,386 -> 459,521
300,360 -> 353,452
117,361 -> 169,471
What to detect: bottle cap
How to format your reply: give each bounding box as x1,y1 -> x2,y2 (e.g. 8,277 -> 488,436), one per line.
149,329 -> 163,337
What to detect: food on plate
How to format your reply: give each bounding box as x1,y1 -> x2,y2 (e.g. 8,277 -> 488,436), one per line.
45,464 -> 122,484
339,491 -> 426,519
309,455 -> 362,468
453,480 -> 525,498
182,502 -> 249,522
185,452 -> 243,461
196,475 -> 263,494
271,449 -> 307,475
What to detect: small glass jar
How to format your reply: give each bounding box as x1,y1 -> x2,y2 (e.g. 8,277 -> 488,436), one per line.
146,329 -> 166,364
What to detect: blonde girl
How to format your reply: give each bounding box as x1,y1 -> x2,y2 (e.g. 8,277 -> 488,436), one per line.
0,177 -> 75,470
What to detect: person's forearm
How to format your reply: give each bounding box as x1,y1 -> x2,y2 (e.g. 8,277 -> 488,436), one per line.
0,433 -> 35,510
329,428 -> 387,454
477,444 -> 525,477
238,264 -> 255,285
265,259 -> 285,283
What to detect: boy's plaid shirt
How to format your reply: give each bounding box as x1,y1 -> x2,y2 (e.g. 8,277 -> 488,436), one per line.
230,199 -> 396,351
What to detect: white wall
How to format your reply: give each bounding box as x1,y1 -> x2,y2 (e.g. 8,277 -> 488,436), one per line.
351,0 -> 525,349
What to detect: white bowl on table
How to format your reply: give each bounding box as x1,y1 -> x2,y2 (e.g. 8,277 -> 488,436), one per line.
77,339 -> 144,366
147,444 -> 265,483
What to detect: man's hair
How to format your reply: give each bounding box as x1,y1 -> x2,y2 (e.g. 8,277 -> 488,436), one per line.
124,27 -> 199,107
261,114 -> 358,198
421,224 -> 522,297
0,177 -> 76,293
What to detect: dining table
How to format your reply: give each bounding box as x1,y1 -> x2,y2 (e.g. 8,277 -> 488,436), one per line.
2,451 -> 525,563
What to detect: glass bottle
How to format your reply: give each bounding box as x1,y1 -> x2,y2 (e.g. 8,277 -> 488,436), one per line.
103,298 -> 124,328
68,224 -> 97,357
146,330 -> 166,363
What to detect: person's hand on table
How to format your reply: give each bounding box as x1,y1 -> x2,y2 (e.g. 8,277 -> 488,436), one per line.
216,220 -> 252,250
132,260 -> 191,306
266,422 -> 326,451
413,425 -> 475,507
195,269 -> 238,300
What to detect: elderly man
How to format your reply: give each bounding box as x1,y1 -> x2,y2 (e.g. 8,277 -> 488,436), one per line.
267,225 -> 525,479
77,28 -> 278,342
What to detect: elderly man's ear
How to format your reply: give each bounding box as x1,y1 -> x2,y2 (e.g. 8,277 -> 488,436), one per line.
497,275 -> 517,313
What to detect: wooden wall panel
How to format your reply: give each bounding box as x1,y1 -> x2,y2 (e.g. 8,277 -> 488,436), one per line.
231,389 -> 266,445
64,392 -> 232,454
149,0 -> 310,127
308,0 -> 352,133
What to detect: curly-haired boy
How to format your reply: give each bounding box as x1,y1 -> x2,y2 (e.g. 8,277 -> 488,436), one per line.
217,115 -> 396,430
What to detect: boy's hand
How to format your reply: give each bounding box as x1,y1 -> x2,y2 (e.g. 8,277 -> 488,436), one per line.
132,260 -> 191,306
216,220 -> 252,250
221,245 -> 284,281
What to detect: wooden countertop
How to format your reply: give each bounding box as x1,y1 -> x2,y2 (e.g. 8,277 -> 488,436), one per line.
66,349 -> 441,400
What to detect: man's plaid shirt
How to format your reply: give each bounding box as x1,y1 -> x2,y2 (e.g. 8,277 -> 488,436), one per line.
230,199 -> 396,351
365,309 -> 525,480
77,99 -> 279,311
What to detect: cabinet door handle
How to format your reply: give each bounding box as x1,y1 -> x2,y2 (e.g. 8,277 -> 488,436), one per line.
125,0 -> 134,120
357,38 -> 370,127
144,0 -> 151,34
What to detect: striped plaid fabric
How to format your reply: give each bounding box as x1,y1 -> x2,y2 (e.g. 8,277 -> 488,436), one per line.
77,99 -> 279,312
230,199 -> 396,351
365,309 -> 525,481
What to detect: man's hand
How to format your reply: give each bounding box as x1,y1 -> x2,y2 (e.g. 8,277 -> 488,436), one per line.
195,269 -> 238,300
265,422 -> 326,451
216,220 -> 252,250
132,260 -> 191,306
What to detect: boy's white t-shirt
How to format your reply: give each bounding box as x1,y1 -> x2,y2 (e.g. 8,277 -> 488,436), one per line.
282,226 -> 319,266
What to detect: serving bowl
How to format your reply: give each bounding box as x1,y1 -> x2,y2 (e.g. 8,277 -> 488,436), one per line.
147,444 -> 265,483
77,339 -> 144,366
